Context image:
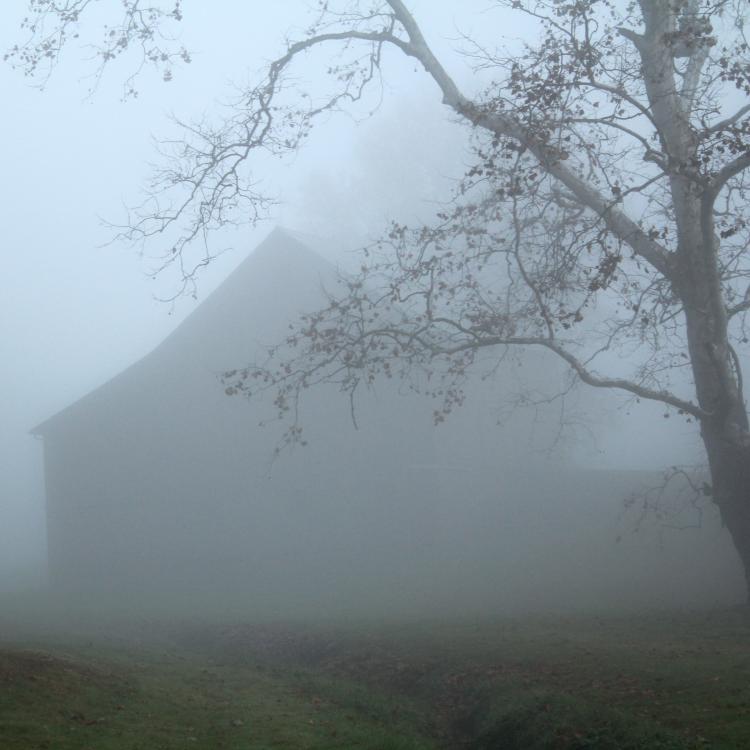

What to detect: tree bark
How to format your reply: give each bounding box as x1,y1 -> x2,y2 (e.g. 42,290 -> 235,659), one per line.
678,231 -> 750,598
702,426 -> 750,600
631,1 -> 750,600
680,242 -> 750,596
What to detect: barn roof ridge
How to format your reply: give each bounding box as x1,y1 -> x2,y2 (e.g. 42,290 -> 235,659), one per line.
30,227 -> 334,436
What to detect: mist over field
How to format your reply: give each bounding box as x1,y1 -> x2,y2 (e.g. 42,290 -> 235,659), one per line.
2,1 -> 742,618
4,2 -> 750,748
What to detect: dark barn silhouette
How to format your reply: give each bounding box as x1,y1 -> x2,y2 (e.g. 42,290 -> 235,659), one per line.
32,229 -> 744,612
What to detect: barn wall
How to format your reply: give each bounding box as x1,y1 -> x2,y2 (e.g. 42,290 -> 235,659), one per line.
37,231 -> 747,611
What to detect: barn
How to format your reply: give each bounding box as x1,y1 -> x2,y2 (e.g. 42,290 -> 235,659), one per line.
31,229 -> 744,611
32,230 -> 442,594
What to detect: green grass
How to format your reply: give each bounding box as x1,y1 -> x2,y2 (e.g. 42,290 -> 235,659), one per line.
374,610 -> 750,749
2,601 -> 750,748
0,644 -> 435,750
468,692 -> 691,749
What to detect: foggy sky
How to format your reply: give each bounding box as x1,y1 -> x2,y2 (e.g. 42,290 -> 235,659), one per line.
0,1 -> 711,581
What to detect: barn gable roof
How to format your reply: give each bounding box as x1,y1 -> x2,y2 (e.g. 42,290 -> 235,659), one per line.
31,228 -> 337,437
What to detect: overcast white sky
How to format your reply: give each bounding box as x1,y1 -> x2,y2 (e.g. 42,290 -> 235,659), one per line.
1,1 -> 703,576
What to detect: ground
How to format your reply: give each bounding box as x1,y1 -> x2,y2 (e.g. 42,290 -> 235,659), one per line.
2,599 -> 750,749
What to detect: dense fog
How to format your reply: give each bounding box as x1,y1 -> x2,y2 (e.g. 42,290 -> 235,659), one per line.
1,0 -> 747,619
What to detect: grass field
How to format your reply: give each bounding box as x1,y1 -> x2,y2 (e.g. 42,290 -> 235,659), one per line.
2,600 -> 750,748
0,639 -> 434,749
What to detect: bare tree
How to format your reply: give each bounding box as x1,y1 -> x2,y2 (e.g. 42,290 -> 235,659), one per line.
10,1 -> 750,595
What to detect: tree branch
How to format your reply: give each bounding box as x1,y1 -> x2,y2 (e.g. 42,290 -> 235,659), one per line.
709,152 -> 750,196
386,1 -> 674,279
434,335 -> 709,420
701,103 -> 750,137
